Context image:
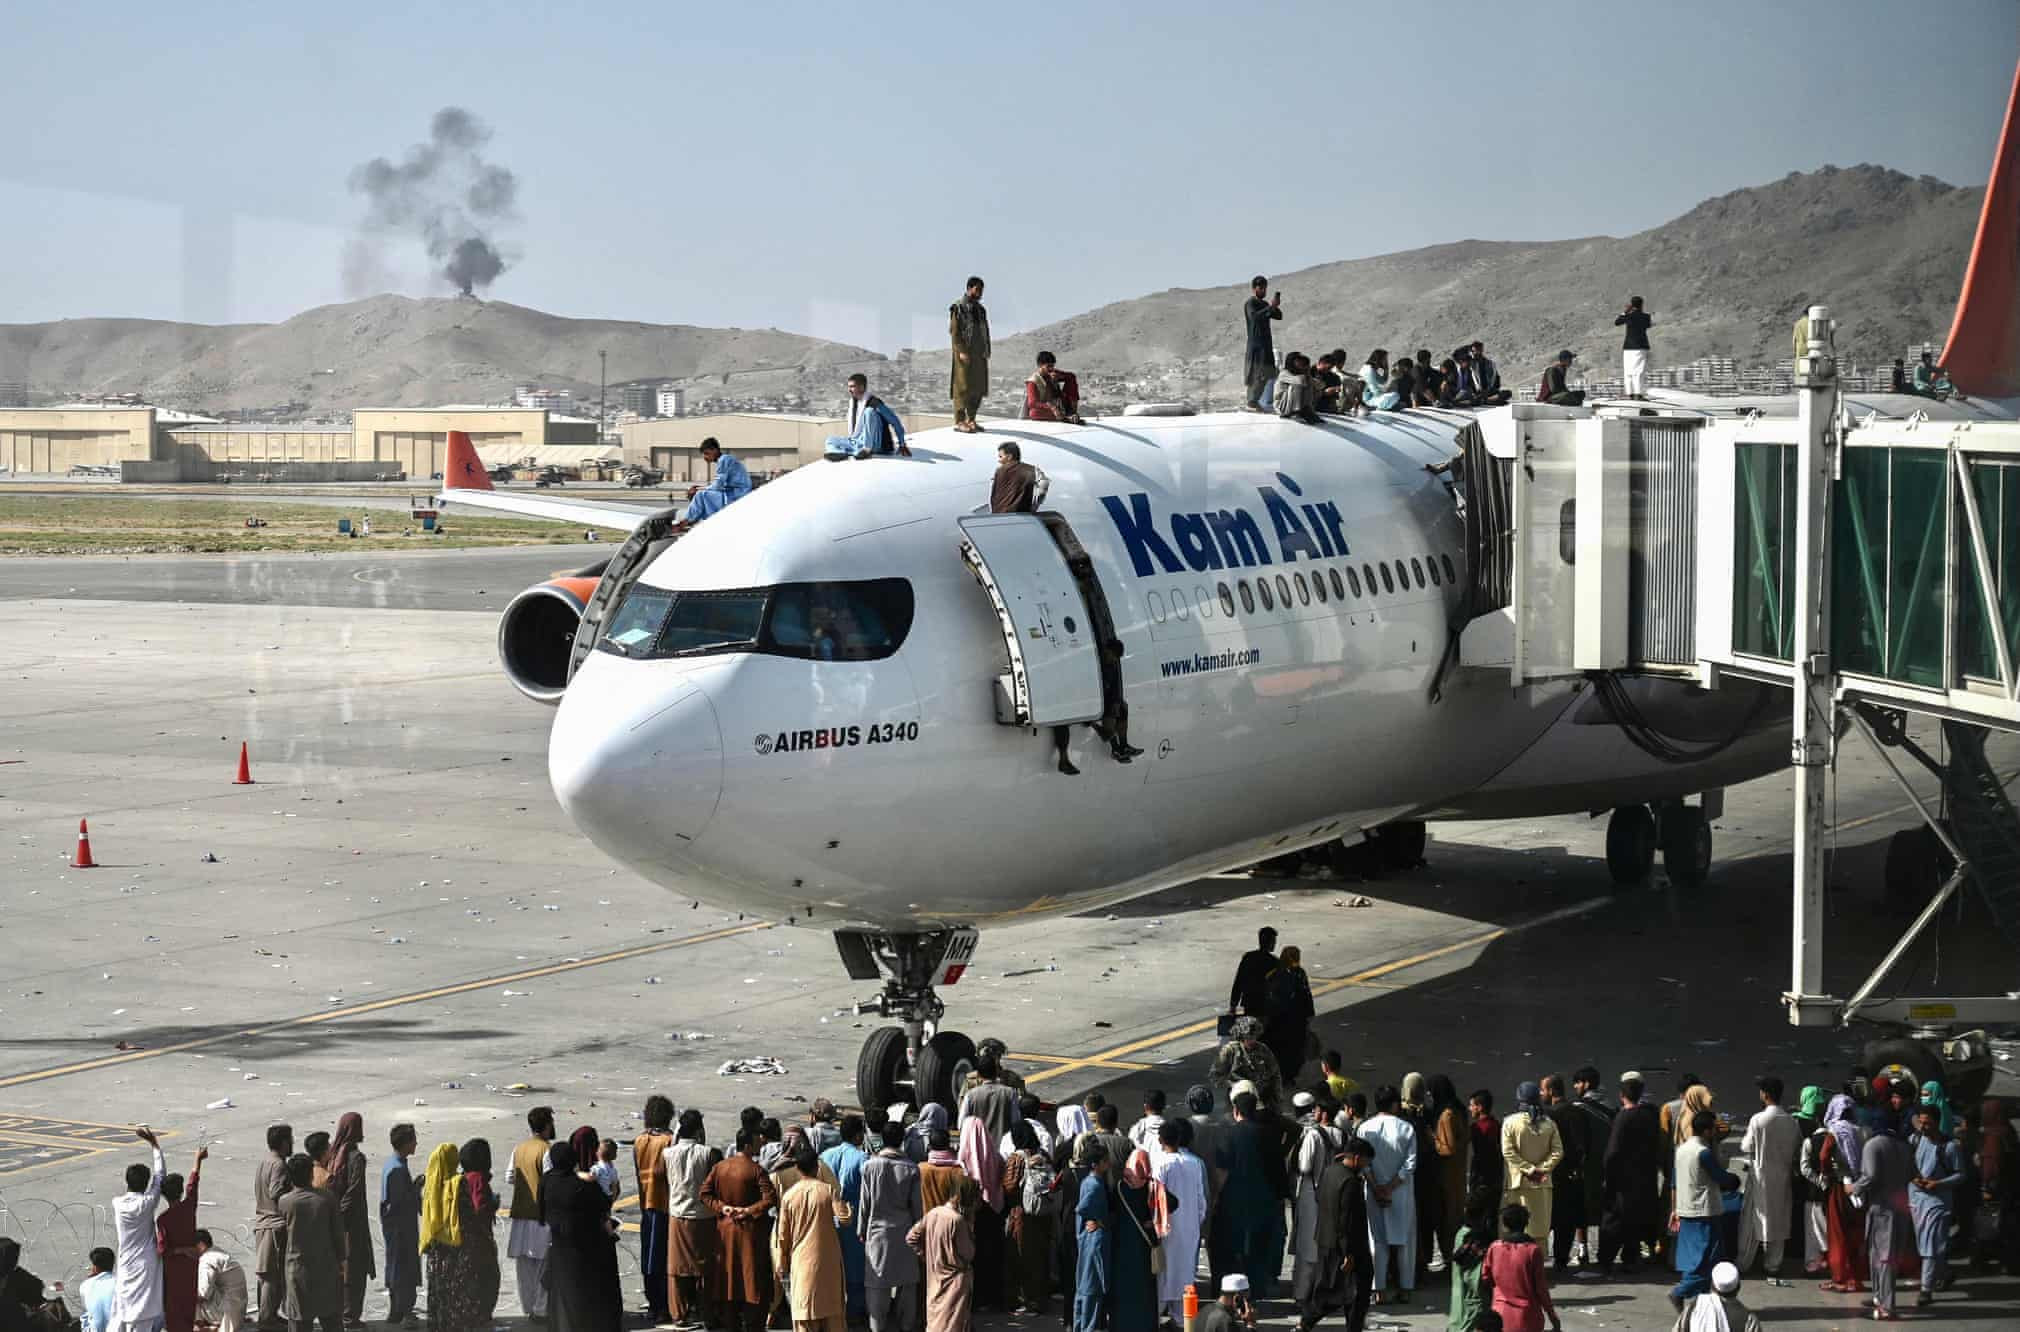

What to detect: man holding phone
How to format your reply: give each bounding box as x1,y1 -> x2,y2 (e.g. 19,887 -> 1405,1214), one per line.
1243,277 -> 1283,412
1198,1274 -> 1259,1332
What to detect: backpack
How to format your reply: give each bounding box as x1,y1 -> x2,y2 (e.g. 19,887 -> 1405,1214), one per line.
1024,1154 -> 1065,1218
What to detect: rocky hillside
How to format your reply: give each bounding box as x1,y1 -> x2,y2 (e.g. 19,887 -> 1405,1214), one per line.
962,165 -> 1980,392
0,295 -> 887,414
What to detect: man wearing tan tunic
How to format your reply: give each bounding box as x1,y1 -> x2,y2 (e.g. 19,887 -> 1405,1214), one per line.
948,277 -> 990,433
774,1148 -> 852,1332
702,1130 -> 779,1332
905,1180 -> 977,1332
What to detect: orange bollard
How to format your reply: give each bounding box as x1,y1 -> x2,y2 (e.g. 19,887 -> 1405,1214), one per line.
73,818 -> 97,868
233,741 -> 254,785
1183,1284 -> 1198,1332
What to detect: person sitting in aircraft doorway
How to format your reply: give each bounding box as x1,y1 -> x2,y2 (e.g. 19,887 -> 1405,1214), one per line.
825,374 -> 910,460
1273,353 -> 1322,424
989,442 -> 1048,516
1536,351 -> 1586,407
1024,352 -> 1084,424
677,438 -> 751,528
1089,637 -> 1144,764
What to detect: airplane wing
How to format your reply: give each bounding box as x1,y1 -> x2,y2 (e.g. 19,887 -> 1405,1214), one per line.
436,485 -> 661,533
433,429 -> 668,533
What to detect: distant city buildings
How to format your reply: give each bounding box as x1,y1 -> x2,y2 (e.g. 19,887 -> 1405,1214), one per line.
656,386 -> 686,418
513,384 -> 575,410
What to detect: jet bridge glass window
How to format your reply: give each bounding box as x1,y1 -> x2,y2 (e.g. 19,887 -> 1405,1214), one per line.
1732,443 -> 1797,662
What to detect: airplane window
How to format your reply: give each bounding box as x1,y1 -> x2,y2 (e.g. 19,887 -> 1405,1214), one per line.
1220,582 -> 1237,616
758,579 -> 915,661
658,590 -> 769,655
1442,553 -> 1458,583
600,587 -> 675,654
1392,560 -> 1408,590
1410,557 -> 1426,588
1333,568 -> 1349,599
1378,563 -> 1395,594
1236,580 -> 1254,614
1427,557 -> 1442,587
1196,586 -> 1215,619
1148,590 -> 1167,623
1365,563 -> 1382,594
1258,578 -> 1275,611
1171,587 -> 1189,620
1310,571 -> 1326,604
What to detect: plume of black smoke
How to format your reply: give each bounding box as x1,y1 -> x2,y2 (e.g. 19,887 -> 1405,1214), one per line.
346,107 -> 517,297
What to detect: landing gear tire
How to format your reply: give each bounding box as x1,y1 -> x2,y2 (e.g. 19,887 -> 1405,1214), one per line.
856,1026 -> 910,1115
910,1030 -> 977,1111
1661,805 -> 1712,890
1861,1037 -> 1943,1093
1605,805 -> 1657,887
1881,826 -> 1949,912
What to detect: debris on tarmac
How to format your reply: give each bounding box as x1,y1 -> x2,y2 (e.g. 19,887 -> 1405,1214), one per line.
718,1057 -> 788,1076
206,1098 -> 234,1110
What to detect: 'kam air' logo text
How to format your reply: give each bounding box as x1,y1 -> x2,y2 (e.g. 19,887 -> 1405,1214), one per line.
1098,472 -> 1350,578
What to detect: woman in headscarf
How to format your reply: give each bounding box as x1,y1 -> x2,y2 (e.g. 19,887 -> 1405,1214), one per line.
425,1140 -> 500,1332
1794,1086 -> 1830,1275
956,1116 -> 1008,1311
905,1104 -> 950,1166
1501,1083 -> 1562,1241
1426,1076 -> 1469,1270
1674,1085 -> 1716,1148
1400,1073 -> 1438,1273
541,1136 -> 622,1332
1112,1151 -> 1162,1332
1816,1095 -> 1868,1293
325,1112 -> 377,1326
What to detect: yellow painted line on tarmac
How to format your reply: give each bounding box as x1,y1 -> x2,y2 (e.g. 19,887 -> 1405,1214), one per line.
1021,895 -> 1611,1087
0,922 -> 773,1091
1008,1051 -> 1154,1073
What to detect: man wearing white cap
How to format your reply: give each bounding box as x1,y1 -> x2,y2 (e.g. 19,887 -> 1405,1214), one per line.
1670,1261 -> 1760,1332
1195,1274 -> 1258,1332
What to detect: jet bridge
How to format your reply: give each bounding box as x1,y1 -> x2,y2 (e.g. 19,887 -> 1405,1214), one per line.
1451,306 -> 2020,1098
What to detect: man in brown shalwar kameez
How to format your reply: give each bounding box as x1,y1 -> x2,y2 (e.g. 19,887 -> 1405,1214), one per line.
773,1146 -> 851,1332
949,277 -> 991,433
702,1129 -> 779,1332
905,1179 -> 977,1332
989,443 -> 1042,515
664,1110 -> 722,1330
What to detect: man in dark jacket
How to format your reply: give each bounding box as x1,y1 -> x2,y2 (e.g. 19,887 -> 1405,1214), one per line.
989,443 -> 1041,514
1597,1074 -> 1664,1275
1228,928 -> 1278,1019
1299,1138 -> 1374,1332
1538,351 -> 1586,406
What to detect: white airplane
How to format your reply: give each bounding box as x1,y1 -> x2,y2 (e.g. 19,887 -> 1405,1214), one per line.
441,66 -> 2020,1113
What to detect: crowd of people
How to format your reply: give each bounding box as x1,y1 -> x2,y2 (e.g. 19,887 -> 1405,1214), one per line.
8,980 -> 2016,1332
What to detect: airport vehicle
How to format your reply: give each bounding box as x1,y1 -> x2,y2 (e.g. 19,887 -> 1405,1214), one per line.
623,465 -> 664,487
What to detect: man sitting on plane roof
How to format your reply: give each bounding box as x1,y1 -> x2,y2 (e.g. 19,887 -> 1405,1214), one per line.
1023,351 -> 1084,424
1909,351 -> 1965,401
679,437 -> 751,526
824,373 -> 910,460
1536,350 -> 1586,407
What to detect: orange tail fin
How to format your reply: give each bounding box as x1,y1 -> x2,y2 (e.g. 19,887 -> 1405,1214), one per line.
1939,59 -> 2020,397
444,430 -> 494,490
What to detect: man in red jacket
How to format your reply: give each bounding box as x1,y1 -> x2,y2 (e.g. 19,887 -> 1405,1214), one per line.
1024,351 -> 1083,423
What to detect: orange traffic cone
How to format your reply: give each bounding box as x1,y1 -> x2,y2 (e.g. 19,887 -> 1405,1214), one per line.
73,818 -> 97,869
233,741 -> 254,785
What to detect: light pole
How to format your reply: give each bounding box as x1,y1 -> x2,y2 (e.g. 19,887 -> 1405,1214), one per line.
599,349 -> 607,442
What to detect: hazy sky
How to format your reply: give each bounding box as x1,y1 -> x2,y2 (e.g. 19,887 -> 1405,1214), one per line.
6,0 -> 2015,352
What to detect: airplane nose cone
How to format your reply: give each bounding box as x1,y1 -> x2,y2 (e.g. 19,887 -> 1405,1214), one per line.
549,666 -> 724,864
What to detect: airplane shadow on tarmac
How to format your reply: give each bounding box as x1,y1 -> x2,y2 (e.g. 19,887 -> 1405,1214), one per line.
0,1017 -> 512,1063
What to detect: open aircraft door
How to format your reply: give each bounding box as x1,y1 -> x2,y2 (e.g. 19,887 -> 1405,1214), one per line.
958,513 -> 1107,727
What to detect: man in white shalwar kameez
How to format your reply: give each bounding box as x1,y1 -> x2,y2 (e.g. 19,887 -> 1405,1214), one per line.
112,1128 -> 166,1332
1288,1095 -> 1345,1311
1360,1088 -> 1419,1300
1737,1076 -> 1802,1276
1147,1120 -> 1207,1325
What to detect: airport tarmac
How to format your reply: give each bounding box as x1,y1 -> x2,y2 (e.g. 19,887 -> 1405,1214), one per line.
0,546 -> 2014,1331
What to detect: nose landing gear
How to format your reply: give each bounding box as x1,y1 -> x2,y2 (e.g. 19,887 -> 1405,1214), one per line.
834,927 -> 981,1112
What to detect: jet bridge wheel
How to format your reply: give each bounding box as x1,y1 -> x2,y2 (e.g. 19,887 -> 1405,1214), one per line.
1605,805 -> 1657,886
910,1030 -> 978,1112
856,1027 -> 910,1116
1661,805 -> 1713,890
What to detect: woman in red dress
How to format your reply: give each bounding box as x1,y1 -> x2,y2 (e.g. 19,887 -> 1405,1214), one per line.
1819,1095 -> 1869,1292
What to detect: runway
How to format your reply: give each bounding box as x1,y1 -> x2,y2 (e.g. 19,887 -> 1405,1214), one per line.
0,546 -> 2013,1330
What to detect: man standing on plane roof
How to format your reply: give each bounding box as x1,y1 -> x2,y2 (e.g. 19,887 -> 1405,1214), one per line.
1616,297 -> 1653,400
1243,276 -> 1283,413
949,276 -> 991,433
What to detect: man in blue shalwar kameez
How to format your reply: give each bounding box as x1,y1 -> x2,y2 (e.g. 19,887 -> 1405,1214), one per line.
681,437 -> 751,525
824,375 -> 909,460
820,1116 -> 871,1321
1908,1105 -> 1961,1307
1073,1143 -> 1112,1332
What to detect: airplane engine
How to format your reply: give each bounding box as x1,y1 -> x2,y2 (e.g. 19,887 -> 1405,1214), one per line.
496,575 -> 602,704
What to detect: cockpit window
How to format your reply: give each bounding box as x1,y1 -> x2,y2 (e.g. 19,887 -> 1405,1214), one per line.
596,578 -> 914,662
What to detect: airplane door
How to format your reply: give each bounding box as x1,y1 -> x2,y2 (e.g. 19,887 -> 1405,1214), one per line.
957,514 -> 1106,727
